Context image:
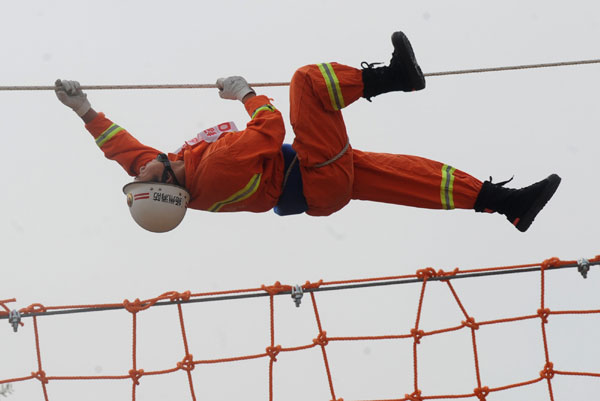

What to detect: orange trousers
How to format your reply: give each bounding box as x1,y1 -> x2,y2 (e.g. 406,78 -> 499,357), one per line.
289,63 -> 483,216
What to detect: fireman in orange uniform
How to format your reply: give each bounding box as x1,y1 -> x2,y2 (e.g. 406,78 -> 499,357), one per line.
78,90 -> 286,214
55,31 -> 560,232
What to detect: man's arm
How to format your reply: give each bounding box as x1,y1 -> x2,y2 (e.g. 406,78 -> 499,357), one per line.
216,76 -> 256,103
215,75 -> 285,153
55,79 -> 161,176
242,92 -> 256,104
54,79 -> 98,123
81,108 -> 98,124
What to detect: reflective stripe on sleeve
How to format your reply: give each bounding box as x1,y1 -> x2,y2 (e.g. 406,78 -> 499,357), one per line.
440,164 -> 456,210
317,63 -> 345,111
251,104 -> 276,119
95,123 -> 124,148
208,173 -> 262,212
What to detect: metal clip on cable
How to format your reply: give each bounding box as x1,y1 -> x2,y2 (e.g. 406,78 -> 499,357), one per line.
0,384 -> 14,397
577,258 -> 591,279
291,285 -> 303,307
8,310 -> 21,332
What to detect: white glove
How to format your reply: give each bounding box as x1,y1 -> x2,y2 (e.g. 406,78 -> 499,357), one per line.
216,76 -> 255,102
55,79 -> 92,117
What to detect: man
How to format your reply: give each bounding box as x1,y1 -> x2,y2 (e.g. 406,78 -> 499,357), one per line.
55,31 -> 560,232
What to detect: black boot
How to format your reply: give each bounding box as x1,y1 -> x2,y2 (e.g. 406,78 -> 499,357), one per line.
362,31 -> 426,100
473,174 -> 561,232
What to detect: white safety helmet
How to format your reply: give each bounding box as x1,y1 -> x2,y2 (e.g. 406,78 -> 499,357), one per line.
123,181 -> 190,233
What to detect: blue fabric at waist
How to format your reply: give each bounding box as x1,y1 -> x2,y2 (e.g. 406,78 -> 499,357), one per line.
273,144 -> 308,216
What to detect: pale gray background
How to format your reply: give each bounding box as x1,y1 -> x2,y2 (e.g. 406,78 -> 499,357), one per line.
1,1 -> 599,400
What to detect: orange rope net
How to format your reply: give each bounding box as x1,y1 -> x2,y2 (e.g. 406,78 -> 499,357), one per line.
1,255 -> 599,401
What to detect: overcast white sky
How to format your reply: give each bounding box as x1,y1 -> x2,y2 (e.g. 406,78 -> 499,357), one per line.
1,1 -> 599,400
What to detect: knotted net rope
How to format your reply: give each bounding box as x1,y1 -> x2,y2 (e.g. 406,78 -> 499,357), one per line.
1,255 -> 599,401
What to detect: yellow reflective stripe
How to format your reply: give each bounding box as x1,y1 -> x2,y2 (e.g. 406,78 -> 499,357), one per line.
96,124 -> 124,148
251,104 -> 276,119
209,173 -> 262,212
440,164 -> 456,210
317,63 -> 345,111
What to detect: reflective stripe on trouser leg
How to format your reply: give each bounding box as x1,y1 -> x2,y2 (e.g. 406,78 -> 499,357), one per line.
350,151 -> 483,210
317,63 -> 345,111
440,164 -> 456,210
288,64 -> 363,216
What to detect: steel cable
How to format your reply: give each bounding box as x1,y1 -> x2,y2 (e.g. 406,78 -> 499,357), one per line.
1,58 -> 599,91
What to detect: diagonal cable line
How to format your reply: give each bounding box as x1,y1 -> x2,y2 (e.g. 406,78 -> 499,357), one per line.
1,259 -> 597,320
0,58 -> 599,91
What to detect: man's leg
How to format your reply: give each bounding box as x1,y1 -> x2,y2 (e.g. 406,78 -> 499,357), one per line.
352,150 -> 483,210
352,150 -> 561,232
289,31 -> 425,216
473,174 -> 561,232
361,31 -> 426,100
290,63 -> 363,166
290,63 -> 363,216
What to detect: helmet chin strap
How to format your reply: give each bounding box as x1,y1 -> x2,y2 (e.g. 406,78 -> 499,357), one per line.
157,153 -> 182,187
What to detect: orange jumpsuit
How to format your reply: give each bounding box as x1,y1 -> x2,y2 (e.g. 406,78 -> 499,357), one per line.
85,63 -> 483,216
86,95 -> 285,213
290,63 -> 483,216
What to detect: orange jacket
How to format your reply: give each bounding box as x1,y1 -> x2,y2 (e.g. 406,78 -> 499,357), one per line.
85,95 -> 286,213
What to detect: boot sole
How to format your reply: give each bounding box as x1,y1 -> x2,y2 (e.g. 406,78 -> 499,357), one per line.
515,174 -> 561,232
391,31 -> 426,91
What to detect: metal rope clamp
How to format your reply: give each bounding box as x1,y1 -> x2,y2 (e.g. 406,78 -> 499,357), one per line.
0,384 -> 14,397
577,258 -> 590,279
8,310 -> 21,332
291,285 -> 303,307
